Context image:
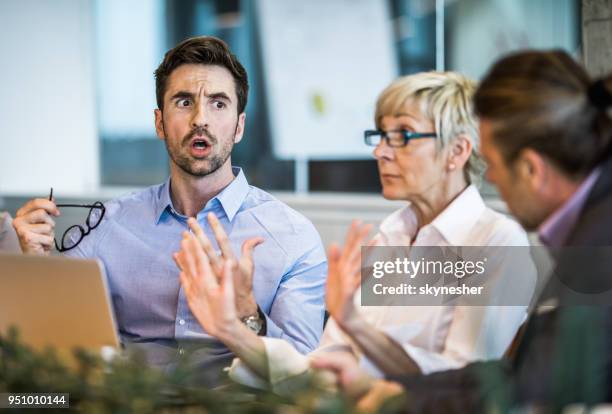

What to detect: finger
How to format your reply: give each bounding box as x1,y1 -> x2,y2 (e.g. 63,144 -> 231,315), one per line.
187,217 -> 222,272
343,220 -> 360,248
326,243 -> 341,287
188,233 -> 218,290
173,252 -> 184,270
22,232 -> 54,249
240,237 -> 264,260
207,213 -> 235,261
345,224 -> 373,269
327,243 -> 341,262
188,232 -> 208,276
14,209 -> 56,227
187,227 -> 222,285
180,235 -> 199,280
16,198 -> 60,218
221,259 -> 236,304
350,267 -> 362,292
340,220 -> 362,263
25,223 -> 55,236
179,271 -> 192,296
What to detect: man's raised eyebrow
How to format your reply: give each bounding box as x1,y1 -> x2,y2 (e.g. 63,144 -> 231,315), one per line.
170,91 -> 195,101
169,91 -> 232,102
207,92 -> 232,102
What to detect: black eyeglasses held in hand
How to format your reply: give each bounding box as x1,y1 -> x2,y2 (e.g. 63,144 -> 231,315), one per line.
49,187 -> 106,252
364,130 -> 437,148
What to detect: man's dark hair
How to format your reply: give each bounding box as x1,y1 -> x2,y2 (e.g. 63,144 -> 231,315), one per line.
474,49 -> 612,177
154,36 -> 249,114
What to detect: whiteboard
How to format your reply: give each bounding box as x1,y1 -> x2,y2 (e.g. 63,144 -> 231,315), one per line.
256,0 -> 398,160
0,0 -> 98,196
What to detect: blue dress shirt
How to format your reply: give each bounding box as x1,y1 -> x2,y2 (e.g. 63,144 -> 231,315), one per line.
66,167 -> 327,361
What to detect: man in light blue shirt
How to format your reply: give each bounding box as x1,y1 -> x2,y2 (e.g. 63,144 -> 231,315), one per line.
12,36 -> 327,380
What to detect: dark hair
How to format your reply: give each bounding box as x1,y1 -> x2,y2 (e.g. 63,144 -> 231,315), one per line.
154,36 -> 249,114
474,50 -> 612,177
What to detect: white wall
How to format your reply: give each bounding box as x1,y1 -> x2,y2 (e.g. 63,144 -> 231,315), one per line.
0,0 -> 98,196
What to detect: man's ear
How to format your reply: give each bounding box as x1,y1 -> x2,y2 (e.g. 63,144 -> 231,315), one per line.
233,112 -> 246,144
446,134 -> 473,172
517,148 -> 548,192
154,109 -> 165,140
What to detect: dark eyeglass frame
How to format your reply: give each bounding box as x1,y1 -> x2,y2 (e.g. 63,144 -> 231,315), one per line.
49,188 -> 106,253
364,129 -> 437,148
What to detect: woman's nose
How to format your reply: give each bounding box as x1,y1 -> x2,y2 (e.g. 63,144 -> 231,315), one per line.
373,140 -> 394,160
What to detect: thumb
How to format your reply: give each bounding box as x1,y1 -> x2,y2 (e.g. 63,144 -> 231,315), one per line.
241,237 -> 264,260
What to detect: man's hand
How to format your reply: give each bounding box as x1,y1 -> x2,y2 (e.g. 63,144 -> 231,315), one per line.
325,220 -> 372,329
310,351 -> 375,400
12,198 -> 59,255
186,215 -> 263,320
174,231 -> 242,341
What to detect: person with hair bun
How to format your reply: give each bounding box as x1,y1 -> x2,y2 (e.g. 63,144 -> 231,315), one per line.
312,50 -> 612,412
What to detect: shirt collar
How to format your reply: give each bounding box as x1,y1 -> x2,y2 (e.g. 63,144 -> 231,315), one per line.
381,184 -> 487,246
155,167 -> 250,224
426,184 -> 487,246
538,167 -> 602,248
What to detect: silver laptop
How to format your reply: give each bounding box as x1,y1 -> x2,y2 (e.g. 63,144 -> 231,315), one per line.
0,253 -> 120,353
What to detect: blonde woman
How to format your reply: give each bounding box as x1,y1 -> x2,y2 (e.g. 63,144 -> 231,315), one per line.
175,72 -> 536,393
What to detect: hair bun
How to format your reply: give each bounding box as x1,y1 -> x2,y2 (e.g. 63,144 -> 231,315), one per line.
587,79 -> 612,110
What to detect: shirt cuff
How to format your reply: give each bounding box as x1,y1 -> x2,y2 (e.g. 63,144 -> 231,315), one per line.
227,337 -> 310,392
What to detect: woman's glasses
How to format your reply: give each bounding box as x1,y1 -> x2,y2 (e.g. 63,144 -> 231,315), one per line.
49,188 -> 106,252
364,129 -> 437,147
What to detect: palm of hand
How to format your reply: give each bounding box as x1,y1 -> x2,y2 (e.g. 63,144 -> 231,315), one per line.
325,221 -> 372,326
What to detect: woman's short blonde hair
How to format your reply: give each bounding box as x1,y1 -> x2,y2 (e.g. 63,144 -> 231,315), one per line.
375,71 -> 485,185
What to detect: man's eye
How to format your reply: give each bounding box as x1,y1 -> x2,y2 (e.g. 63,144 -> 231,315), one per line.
177,99 -> 192,107
213,101 -> 226,109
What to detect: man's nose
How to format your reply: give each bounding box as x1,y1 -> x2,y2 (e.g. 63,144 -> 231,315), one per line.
190,101 -> 208,129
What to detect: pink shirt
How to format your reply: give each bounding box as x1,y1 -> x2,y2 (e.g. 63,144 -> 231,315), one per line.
538,167 -> 602,248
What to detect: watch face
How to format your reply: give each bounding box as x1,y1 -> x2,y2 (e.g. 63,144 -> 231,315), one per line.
245,316 -> 263,334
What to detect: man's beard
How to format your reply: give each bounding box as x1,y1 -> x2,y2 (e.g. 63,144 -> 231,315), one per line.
166,125 -> 235,177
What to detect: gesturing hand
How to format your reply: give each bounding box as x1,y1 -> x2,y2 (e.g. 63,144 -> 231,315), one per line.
325,220 -> 372,329
174,232 -> 240,340
186,214 -> 263,319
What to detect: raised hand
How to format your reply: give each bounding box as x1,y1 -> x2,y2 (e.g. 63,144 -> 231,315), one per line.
186,215 -> 263,319
175,231 -> 240,340
325,220 -> 372,328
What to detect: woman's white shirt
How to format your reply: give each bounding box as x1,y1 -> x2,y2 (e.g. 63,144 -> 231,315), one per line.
229,185 -> 536,391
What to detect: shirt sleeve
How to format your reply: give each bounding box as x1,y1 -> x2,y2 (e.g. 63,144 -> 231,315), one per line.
228,322 -> 354,394
264,248 -> 327,354
228,337 -> 310,390
256,211 -> 327,354
0,213 -> 21,253
383,245 -> 535,375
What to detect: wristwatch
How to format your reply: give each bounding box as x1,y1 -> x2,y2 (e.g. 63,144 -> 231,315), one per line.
241,306 -> 266,335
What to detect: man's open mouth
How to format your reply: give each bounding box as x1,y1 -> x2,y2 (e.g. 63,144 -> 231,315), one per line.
191,138 -> 210,149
